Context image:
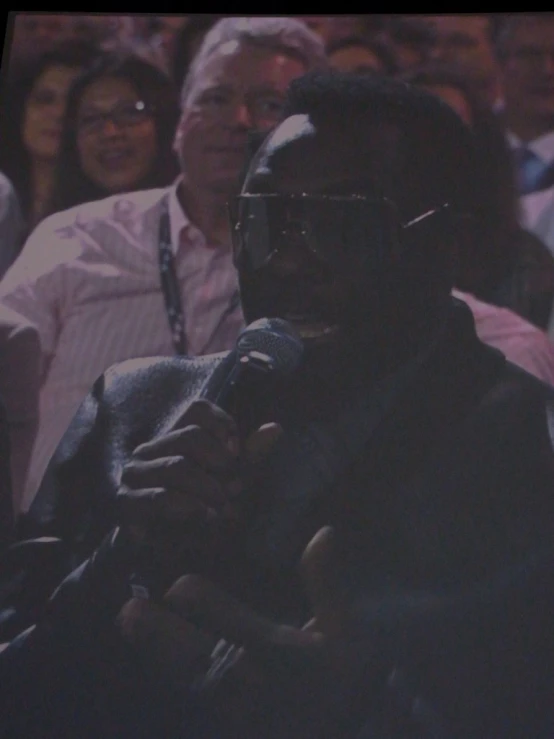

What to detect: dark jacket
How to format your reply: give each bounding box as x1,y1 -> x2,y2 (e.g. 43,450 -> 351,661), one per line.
3,299 -> 554,738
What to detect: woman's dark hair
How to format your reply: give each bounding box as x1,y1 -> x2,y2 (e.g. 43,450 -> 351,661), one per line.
326,35 -> 398,76
0,40 -> 100,222
402,62 -> 522,296
51,51 -> 180,213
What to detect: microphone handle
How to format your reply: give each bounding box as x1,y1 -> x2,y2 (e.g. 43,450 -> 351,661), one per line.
129,351 -> 277,599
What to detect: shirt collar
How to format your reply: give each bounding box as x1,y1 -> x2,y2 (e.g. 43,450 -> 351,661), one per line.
506,130 -> 554,163
167,177 -> 193,255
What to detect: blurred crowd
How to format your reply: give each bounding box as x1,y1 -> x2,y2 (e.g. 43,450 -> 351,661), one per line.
0,12 -> 554,520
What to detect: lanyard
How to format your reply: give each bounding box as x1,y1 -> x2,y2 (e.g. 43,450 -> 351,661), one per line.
158,197 -> 187,355
157,196 -> 242,357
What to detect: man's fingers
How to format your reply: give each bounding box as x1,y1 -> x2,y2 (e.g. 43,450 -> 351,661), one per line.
301,526 -> 345,637
133,424 -> 239,472
168,399 -> 240,454
117,486 -> 216,536
244,422 -> 283,464
117,597 -> 216,691
121,456 -> 228,508
163,575 -> 318,653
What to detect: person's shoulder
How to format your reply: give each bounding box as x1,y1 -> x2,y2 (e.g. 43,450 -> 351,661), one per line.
3,188 -> 170,283
521,185 -> 554,231
453,289 -> 554,386
0,172 -> 21,223
0,171 -> 16,197
454,288 -> 539,338
102,352 -> 232,406
38,187 -> 169,235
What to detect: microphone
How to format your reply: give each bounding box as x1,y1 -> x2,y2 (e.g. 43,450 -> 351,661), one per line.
128,319 -> 304,601
200,317 -> 304,421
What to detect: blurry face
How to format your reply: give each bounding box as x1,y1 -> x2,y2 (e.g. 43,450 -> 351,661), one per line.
237,114 -> 405,354
75,76 -> 158,194
426,16 -> 499,104
22,63 -> 82,162
174,41 -> 307,197
420,83 -> 473,126
152,16 -> 189,59
329,45 -> 384,75
500,19 -> 554,126
299,16 -> 365,46
11,14 -> 73,61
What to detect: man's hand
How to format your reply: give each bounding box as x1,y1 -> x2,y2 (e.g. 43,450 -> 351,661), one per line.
117,399 -> 282,549
117,527 -> 371,738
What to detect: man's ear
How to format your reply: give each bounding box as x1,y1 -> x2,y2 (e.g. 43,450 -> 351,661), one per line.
172,115 -> 185,155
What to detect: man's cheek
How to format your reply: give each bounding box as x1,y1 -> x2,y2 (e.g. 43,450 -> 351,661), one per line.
174,111 -> 207,151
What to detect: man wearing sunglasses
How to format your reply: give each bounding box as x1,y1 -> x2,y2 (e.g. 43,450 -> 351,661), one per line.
3,72 -> 554,738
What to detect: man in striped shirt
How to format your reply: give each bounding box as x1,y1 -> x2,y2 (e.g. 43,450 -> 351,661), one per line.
0,17 -> 327,514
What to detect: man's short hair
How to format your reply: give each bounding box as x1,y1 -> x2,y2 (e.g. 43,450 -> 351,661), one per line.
180,17 -> 328,108
282,70 -> 478,220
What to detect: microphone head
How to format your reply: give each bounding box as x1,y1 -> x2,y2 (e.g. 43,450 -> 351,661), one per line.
236,318 -> 304,376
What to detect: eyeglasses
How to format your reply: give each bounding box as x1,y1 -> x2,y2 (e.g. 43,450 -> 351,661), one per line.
230,193 -> 451,274
76,100 -> 153,135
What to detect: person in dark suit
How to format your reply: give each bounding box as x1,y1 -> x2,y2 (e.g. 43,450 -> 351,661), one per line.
2,71 -> 554,739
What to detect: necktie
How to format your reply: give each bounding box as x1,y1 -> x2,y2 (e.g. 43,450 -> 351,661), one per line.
515,147 -> 552,195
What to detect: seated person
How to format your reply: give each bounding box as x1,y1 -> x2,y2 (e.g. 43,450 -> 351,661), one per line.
0,305 -> 40,517
403,62 -> 554,330
0,16 -> 325,516
2,72 -> 554,739
0,172 -> 24,280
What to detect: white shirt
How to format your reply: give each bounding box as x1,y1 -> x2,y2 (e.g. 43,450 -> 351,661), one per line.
506,130 -> 554,166
509,131 -> 554,325
519,187 -> 554,337
520,183 -> 554,245
0,172 -> 23,280
0,182 -> 245,512
453,289 -> 554,385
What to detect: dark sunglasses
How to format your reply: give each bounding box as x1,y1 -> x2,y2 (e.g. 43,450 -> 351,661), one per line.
229,193 -> 448,273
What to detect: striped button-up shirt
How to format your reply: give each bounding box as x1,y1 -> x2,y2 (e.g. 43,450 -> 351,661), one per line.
0,182 -> 245,512
453,289 -> 554,385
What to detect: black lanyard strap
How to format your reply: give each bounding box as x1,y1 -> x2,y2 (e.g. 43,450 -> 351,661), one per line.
158,198 -> 187,356
158,194 -> 243,357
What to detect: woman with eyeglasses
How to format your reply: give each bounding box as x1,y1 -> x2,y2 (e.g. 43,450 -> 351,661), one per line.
0,41 -> 100,239
50,52 -> 180,215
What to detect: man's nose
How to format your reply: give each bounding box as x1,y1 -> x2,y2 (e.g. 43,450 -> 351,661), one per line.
228,101 -> 254,130
100,118 -> 124,137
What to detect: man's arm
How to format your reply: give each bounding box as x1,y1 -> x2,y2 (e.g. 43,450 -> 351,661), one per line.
0,306 -> 41,514
0,173 -> 23,281
0,212 -> 85,370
